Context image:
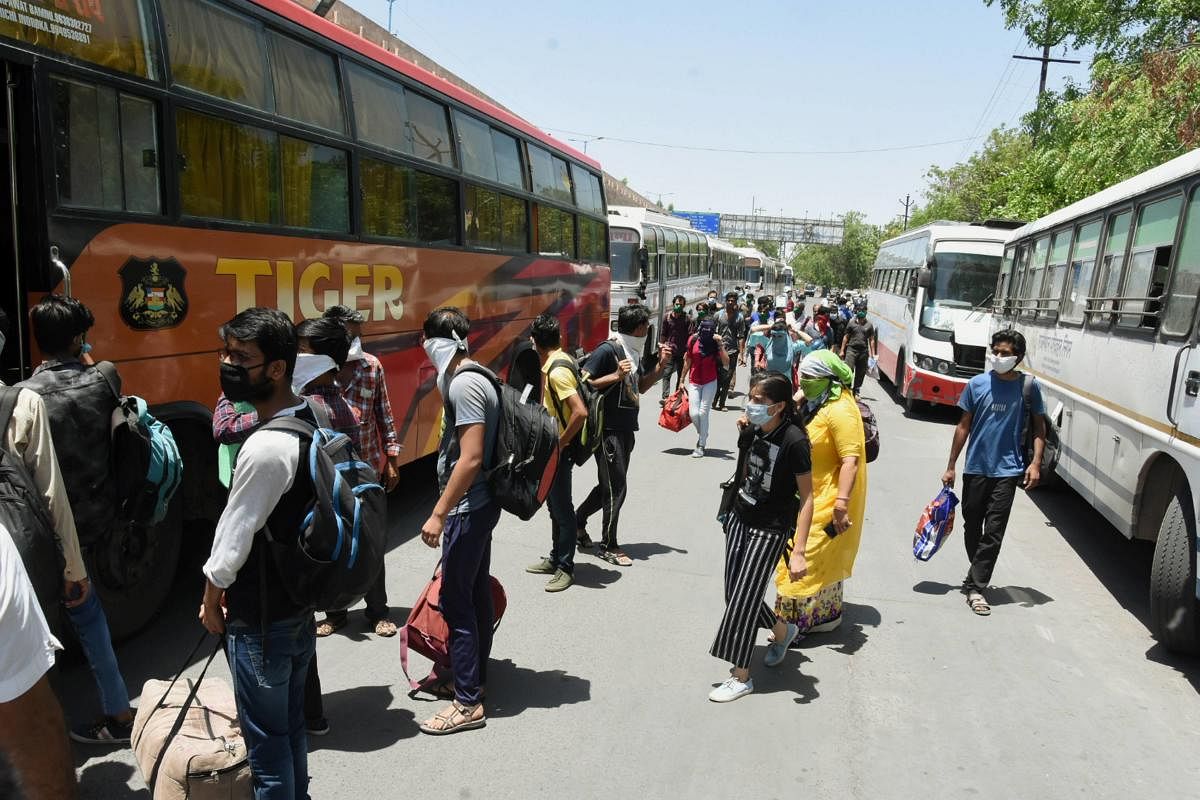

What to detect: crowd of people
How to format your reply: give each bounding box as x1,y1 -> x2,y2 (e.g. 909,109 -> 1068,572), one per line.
0,289 -> 1046,798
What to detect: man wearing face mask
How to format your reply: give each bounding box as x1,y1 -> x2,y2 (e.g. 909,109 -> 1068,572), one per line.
576,304 -> 672,567
839,309 -> 877,395
417,307 -> 500,735
942,329 -> 1045,617
201,308 -> 318,798
660,294 -> 691,404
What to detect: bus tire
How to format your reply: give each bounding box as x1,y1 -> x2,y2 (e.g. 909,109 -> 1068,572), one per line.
87,495 -> 183,642
1149,482 -> 1200,654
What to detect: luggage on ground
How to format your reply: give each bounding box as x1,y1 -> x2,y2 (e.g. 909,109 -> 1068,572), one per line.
0,387 -> 64,631
913,486 -> 959,561
658,387 -> 691,432
400,568 -> 508,694
260,414 -> 387,612
454,364 -> 561,521
131,634 -> 251,800
1021,373 -> 1059,481
98,364 -> 183,527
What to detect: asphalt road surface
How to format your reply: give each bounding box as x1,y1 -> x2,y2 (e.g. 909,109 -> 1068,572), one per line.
60,370 -> 1200,799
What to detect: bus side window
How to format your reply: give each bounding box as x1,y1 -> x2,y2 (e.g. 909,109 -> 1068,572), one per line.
1162,187 -> 1200,337
1119,194 -> 1182,329
1095,210 -> 1132,322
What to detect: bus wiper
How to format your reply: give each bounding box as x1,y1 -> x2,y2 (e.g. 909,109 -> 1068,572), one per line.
968,293 -> 994,319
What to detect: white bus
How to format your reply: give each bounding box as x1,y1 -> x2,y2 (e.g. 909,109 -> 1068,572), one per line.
607,205 -> 741,335
994,149 -> 1200,653
868,221 -> 1019,410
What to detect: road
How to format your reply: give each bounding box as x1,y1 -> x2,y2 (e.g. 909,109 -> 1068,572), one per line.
61,371 -> 1200,799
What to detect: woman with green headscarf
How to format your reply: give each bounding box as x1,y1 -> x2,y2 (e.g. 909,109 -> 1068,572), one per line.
773,349 -> 867,636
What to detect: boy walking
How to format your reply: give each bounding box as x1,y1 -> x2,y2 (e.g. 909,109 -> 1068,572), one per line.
525,314 -> 587,592
942,330 -> 1045,617
418,307 -> 500,735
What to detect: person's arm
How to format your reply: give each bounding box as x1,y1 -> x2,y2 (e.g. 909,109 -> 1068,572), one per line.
213,393 -> 259,444
371,361 -> 404,491
7,391 -> 88,599
681,346 -> 693,385
831,456 -> 859,533
840,332 -> 849,357
943,410 -> 973,487
788,473 -> 815,581
420,422 -> 485,548
200,429 -> 298,633
559,392 -> 587,449
585,345 -> 627,391
718,339 -> 730,368
1026,382 -> 1047,489
869,326 -> 878,359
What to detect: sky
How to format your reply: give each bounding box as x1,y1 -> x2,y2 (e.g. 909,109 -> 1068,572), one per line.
350,0 -> 1092,227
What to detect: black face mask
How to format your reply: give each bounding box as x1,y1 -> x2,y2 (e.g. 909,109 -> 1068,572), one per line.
219,362 -> 274,403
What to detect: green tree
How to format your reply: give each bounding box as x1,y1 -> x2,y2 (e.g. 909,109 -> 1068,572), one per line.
986,0 -> 1200,62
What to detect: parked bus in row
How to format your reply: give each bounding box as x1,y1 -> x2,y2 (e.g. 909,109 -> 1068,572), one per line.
994,149 -> 1200,653
867,220 -> 1022,411
0,0 -> 610,636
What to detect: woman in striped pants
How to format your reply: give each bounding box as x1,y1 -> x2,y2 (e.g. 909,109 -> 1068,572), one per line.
709,372 -> 814,703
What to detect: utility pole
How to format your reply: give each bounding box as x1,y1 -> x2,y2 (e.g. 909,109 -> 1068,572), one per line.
900,194 -> 913,230
1012,18 -> 1080,144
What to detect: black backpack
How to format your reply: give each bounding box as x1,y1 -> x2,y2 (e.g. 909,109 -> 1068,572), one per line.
855,395 -> 880,463
453,364 -> 560,521
548,356 -> 608,467
0,387 -> 64,631
1021,374 -> 1059,478
259,414 -> 387,611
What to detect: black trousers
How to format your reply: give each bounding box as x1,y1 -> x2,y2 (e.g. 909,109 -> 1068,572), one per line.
576,430 -> 635,550
847,348 -> 869,394
960,474 -> 1021,592
715,363 -> 735,408
660,355 -> 686,398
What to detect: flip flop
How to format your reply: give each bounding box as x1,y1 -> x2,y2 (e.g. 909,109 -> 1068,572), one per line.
967,592 -> 991,616
598,548 -> 633,567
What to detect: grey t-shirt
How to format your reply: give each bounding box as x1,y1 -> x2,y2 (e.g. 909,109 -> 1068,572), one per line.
438,367 -> 500,515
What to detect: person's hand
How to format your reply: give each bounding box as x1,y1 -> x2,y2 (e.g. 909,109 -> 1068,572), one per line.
736,414 -> 749,431
832,503 -> 852,534
787,551 -> 807,582
384,461 -> 401,493
421,512 -> 446,549
1024,464 -> 1041,490
616,359 -> 633,378
62,578 -> 89,608
199,597 -> 226,635
942,468 -> 955,487
658,343 -> 673,360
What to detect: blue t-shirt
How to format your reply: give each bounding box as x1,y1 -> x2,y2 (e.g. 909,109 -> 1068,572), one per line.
959,371 -> 1045,478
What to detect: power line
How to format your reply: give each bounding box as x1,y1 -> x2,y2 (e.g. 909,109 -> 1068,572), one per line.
541,127 -> 978,156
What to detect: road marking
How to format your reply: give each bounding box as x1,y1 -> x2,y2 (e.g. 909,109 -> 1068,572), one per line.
1036,624 -> 1055,644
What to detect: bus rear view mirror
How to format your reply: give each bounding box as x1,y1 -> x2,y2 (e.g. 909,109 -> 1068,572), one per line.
917,266 -> 933,289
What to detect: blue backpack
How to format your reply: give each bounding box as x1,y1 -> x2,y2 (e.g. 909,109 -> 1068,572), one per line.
108,390 -> 183,527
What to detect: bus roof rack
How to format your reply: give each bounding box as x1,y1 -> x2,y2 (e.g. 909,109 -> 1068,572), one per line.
974,218 -> 1027,229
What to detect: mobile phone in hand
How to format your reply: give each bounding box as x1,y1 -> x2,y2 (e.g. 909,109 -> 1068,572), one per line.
824,519 -> 839,538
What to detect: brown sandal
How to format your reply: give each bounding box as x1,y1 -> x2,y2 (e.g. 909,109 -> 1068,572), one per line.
419,701 -> 486,735
373,619 -> 398,637
315,617 -> 347,637
967,592 -> 991,616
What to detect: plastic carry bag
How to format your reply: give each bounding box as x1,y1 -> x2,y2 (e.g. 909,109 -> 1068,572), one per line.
913,486 -> 959,561
867,356 -> 880,380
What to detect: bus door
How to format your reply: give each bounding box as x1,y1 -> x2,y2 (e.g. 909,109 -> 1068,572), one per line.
0,58 -> 41,386
1170,342 -> 1200,442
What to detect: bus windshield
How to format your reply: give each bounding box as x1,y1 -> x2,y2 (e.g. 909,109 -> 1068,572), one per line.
921,251 -> 1002,331
609,228 -> 640,283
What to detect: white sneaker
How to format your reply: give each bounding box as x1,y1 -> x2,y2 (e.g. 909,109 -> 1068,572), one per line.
708,676 -> 753,703
692,446 -> 705,458
809,615 -> 842,633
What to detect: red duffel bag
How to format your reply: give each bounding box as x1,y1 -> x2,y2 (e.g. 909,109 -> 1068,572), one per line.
658,387 -> 692,432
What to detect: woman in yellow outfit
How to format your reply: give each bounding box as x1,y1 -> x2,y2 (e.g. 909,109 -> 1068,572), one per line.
774,349 -> 866,634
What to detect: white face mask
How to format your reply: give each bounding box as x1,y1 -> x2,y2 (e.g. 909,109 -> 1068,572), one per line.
291,353 -> 337,393
346,337 -> 365,362
616,332 -> 646,369
987,353 -> 1019,374
423,335 -> 466,378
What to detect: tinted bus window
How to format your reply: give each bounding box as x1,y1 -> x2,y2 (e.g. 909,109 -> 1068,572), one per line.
280,137 -> 348,232
456,112 -> 496,182
415,172 -> 457,243
538,205 -> 575,257
0,0 -> 159,78
492,129 -> 525,190
1164,188 -> 1200,336
164,0 -> 271,111
267,31 -> 345,134
346,64 -> 409,154
1120,194 -> 1182,327
51,77 -> 160,213
177,109 -> 277,223
406,91 -> 454,166
528,145 -> 572,204
465,184 -> 527,252
579,217 -> 606,263
360,157 -> 457,243
1045,228 -> 1073,310
570,164 -> 603,215
1097,210 -> 1133,315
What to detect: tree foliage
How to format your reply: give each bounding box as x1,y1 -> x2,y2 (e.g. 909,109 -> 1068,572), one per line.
902,5 -> 1200,230
789,212 -> 881,290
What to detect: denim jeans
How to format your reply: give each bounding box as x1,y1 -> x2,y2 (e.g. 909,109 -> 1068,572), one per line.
441,503 -> 501,706
546,460 -> 575,574
66,587 -> 130,717
227,615 -> 316,800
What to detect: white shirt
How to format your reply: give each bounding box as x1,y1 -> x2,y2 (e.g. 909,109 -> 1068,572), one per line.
202,402 -> 305,589
0,521 -> 61,702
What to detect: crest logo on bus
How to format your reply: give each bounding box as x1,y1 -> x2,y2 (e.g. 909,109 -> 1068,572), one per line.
119,258 -> 188,330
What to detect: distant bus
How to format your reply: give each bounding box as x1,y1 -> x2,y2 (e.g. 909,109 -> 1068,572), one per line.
868,221 -> 1017,411
995,149 -> 1200,653
0,0 -> 610,636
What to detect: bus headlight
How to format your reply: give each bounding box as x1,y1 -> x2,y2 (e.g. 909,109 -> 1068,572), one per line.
914,353 -> 953,374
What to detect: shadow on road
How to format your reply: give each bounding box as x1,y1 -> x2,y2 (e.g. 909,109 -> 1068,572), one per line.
873,376 -> 959,425
1145,643 -> 1200,694
309,685 -> 417,752
570,562 -> 622,589
746,653 -> 820,704
621,541 -> 689,560
483,658 -> 590,719
912,580 -> 1053,608
794,601 -> 881,658
662,447 -> 698,457
76,761 -> 146,799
